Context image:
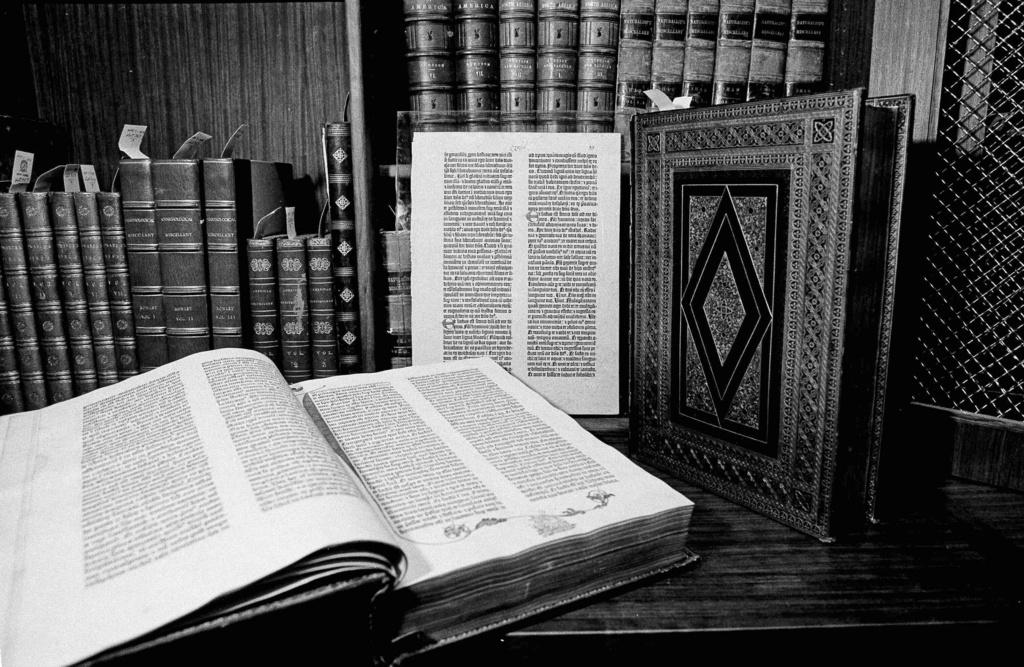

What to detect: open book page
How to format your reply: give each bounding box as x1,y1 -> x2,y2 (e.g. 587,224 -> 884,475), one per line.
0,348 -> 400,667
298,358 -> 692,589
410,132 -> 621,415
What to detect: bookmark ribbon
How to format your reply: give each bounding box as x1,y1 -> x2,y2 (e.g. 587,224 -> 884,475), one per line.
221,124 -> 247,158
63,164 -> 82,192
80,165 -> 101,192
172,132 -> 213,159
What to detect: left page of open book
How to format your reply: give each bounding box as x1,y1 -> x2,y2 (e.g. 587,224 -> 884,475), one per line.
410,132 -> 621,415
0,348 -> 401,667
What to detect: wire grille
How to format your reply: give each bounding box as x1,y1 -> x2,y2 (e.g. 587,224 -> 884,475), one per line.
914,0 -> 1024,420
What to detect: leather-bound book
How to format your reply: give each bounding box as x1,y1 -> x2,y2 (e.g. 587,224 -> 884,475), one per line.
0,194 -> 46,409
119,158 -> 167,372
631,89 -> 911,539
202,158 -> 244,349
537,0 -> 580,131
245,236 -> 281,367
96,191 -> 140,379
576,0 -> 620,132
151,159 -> 210,361
746,0 -> 790,100
381,229 -> 412,369
680,0 -> 719,106
650,0 -> 688,102
614,0 -> 655,158
73,192 -> 119,388
404,0 -> 456,119
18,192 -> 74,403
784,0 -> 827,96
324,122 -> 361,375
455,0 -> 501,130
498,0 -> 537,130
276,236 -> 311,383
49,193 -> 99,395
0,265 -> 25,414
710,0 -> 754,105
306,236 -> 337,378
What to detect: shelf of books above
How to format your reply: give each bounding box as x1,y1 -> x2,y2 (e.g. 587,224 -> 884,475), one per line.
0,135 -> 372,415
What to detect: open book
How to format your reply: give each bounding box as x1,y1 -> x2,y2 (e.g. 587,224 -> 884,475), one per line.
0,349 -> 695,666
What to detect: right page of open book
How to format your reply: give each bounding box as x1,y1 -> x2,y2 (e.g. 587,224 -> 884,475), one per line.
410,132 -> 621,415
299,358 -> 692,588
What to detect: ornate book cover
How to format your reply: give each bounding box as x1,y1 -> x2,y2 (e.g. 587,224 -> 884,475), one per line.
306,236 -> 337,378
710,0 -> 755,105
650,0 -> 688,102
18,192 -> 74,404
631,89 -> 907,539
404,0 -> 457,118
746,0 -> 790,100
499,0 -> 537,130
72,192 -> 119,388
0,264 -> 25,414
0,193 -> 47,409
49,192 -> 100,394
576,0 -> 620,132
96,191 -> 140,380
536,0 -> 580,131
246,237 -> 281,367
202,158 -> 244,350
324,122 -> 362,375
680,0 -> 719,107
276,236 -> 312,383
454,0 -> 501,130
152,159 -> 211,362
119,158 -> 167,372
783,0 -> 827,96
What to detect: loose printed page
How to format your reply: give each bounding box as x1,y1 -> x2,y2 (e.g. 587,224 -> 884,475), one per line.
411,132 -> 620,415
0,349 -> 399,667
299,358 -> 692,588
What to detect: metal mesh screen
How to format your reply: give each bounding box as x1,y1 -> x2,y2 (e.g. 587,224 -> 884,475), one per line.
913,0 -> 1024,420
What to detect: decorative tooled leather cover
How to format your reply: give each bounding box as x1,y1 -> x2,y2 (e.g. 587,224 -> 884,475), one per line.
630,89 -> 904,540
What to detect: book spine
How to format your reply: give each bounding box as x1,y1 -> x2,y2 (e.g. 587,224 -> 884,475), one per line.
455,0 -> 500,130
576,0 -> 620,132
152,159 -> 210,362
18,193 -> 74,404
0,194 -> 46,409
404,0 -> 456,117
381,229 -> 412,369
202,158 -> 244,350
537,0 -> 580,132
325,122 -> 363,375
784,0 -> 827,96
614,0 -> 655,159
119,159 -> 167,372
73,192 -> 120,388
306,236 -> 337,378
746,0 -> 790,100
711,0 -> 755,105
50,193 -> 100,395
499,0 -> 537,130
246,238 -> 281,366
276,237 -> 311,383
0,264 -> 25,414
681,0 -> 719,106
650,0 -> 688,103
96,192 -> 140,379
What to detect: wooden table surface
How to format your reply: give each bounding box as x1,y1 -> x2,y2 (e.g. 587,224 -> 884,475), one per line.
408,417 -> 1024,665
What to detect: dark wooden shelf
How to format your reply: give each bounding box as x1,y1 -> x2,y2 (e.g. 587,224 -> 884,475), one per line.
404,416 -> 1024,664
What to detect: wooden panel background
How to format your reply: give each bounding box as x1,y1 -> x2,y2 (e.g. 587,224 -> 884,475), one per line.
22,2 -> 351,217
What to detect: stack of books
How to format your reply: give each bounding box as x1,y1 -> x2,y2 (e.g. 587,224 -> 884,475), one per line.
0,181 -> 138,414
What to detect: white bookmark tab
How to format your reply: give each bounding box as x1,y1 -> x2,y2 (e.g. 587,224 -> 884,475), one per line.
10,150 -> 33,192
221,124 -> 247,158
118,125 -> 149,159
172,132 -> 213,159
63,164 -> 82,192
643,89 -> 677,111
80,164 -> 101,192
285,206 -> 297,239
